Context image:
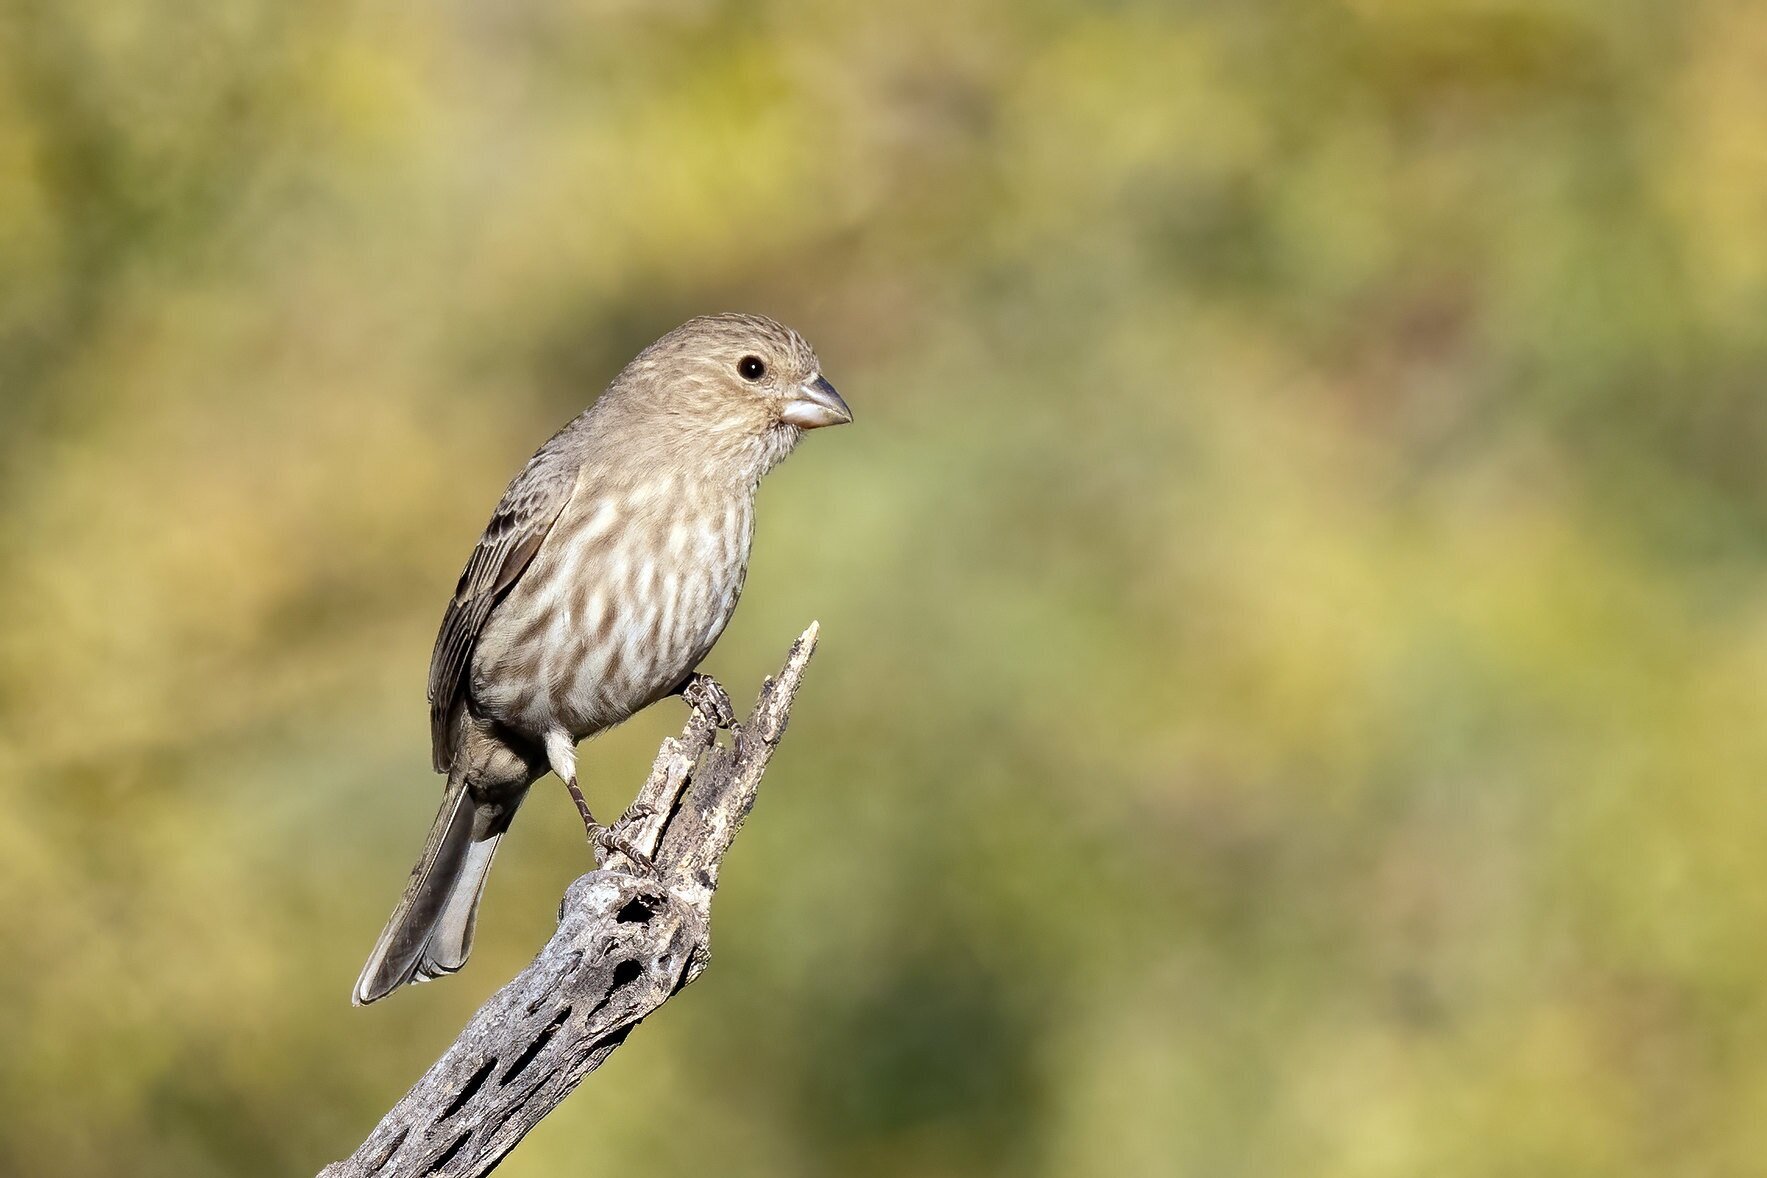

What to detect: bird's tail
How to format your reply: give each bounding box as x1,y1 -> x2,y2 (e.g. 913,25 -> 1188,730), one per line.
352,768 -> 526,1005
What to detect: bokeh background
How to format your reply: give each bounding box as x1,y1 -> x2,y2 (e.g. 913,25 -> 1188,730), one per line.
3,1 -> 1765,1175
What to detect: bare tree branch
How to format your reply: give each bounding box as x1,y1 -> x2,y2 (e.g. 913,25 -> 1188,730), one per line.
320,623 -> 821,1178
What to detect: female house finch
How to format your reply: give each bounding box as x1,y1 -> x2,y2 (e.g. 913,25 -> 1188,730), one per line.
353,314 -> 850,1005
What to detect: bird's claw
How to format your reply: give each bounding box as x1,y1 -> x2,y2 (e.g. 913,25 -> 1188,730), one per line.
592,802 -> 658,873
682,674 -> 736,729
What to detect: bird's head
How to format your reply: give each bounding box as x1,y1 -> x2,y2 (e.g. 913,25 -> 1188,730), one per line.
606,313 -> 851,481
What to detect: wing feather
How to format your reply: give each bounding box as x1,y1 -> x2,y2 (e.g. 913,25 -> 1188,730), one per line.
426,442 -> 581,771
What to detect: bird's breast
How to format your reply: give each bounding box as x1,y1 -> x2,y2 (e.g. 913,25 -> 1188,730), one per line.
469,479 -> 755,742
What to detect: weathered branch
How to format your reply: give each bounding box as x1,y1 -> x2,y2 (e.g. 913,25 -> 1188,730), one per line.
320,623 -> 821,1178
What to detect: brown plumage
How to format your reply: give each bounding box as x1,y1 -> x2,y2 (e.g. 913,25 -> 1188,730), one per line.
353,314 -> 850,1005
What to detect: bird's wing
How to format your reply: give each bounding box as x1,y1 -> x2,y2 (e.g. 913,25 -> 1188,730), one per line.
426,443 -> 581,772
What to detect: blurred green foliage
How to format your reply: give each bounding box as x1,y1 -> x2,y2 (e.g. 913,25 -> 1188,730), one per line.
2,1 -> 1765,1175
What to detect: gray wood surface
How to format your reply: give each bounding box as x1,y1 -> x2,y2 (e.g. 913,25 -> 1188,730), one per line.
320,623 -> 820,1178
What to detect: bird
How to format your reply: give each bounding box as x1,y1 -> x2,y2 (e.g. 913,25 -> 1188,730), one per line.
352,313 -> 850,1005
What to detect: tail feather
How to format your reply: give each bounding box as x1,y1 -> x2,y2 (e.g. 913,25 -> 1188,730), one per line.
353,771 -> 526,1005
414,830 -> 501,981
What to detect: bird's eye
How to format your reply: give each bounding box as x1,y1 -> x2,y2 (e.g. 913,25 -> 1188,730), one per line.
737,355 -> 766,381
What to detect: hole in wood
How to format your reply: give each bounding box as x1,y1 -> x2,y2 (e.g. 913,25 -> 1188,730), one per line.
499,1006 -> 570,1086
441,1057 -> 497,1120
367,1126 -> 409,1174
423,1130 -> 471,1175
525,951 -> 585,1015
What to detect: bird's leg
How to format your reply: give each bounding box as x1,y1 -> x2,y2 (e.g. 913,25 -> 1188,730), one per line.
569,780 -> 654,873
545,730 -> 654,871
679,672 -> 737,729
562,775 -> 598,838
544,731 -> 603,845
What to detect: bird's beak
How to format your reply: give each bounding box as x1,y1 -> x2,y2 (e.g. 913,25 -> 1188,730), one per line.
780,375 -> 852,429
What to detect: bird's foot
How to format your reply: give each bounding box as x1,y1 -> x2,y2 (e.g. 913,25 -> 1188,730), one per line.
592,802 -> 657,873
681,673 -> 736,729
